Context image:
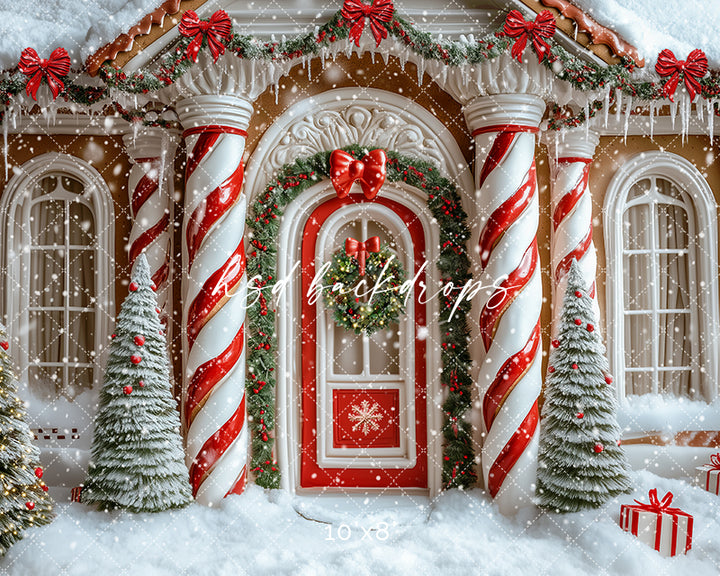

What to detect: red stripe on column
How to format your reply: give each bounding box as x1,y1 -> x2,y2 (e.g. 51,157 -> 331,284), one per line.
556,157 -> 593,165
483,322 -> 541,430
186,132 -> 221,179
131,168 -> 160,215
129,213 -> 170,267
487,401 -> 539,498
478,164 -> 536,269
183,125 -> 248,139
188,395 -> 246,496
552,163 -> 589,230
187,241 -> 246,350
478,131 -> 516,188
186,162 -> 244,267
472,124 -> 539,137
554,227 -> 593,282
185,326 -> 245,429
479,240 -> 538,350
226,468 -> 247,497
151,262 -> 170,292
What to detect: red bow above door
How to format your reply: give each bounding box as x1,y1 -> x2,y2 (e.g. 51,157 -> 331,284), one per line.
330,149 -> 387,200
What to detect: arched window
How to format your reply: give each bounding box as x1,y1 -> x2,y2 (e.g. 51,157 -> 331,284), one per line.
1,153 -> 114,401
604,152 -> 719,401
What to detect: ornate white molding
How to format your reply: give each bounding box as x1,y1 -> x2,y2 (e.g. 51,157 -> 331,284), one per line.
464,92 -> 546,131
176,93 -> 254,131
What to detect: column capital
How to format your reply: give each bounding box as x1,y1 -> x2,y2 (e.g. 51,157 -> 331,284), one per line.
464,93 -> 546,134
546,128 -> 600,161
123,128 -> 179,162
176,94 -> 254,132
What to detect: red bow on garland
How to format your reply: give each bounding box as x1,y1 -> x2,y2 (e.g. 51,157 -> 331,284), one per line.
341,0 -> 394,47
655,48 -> 708,102
178,9 -> 232,63
633,489 -> 684,514
503,10 -> 556,63
329,149 -> 387,200
345,236 -> 381,276
18,47 -> 71,101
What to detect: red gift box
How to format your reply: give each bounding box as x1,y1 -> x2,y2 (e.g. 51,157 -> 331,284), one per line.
696,453 -> 720,496
619,489 -> 693,557
70,486 -> 83,503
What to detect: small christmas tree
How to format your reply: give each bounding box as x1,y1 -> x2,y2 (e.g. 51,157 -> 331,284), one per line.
536,260 -> 632,512
0,324 -> 53,555
82,254 -> 192,512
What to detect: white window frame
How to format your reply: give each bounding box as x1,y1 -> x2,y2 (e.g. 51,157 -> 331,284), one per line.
604,151 -> 719,402
0,152 -> 115,398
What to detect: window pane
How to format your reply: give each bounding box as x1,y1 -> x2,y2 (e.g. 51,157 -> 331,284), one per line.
657,204 -> 688,250
69,250 -> 95,308
68,312 -> 94,365
333,325 -> 362,375
69,201 -> 95,244
626,370 -> 653,396
67,367 -> 94,398
658,370 -> 691,397
657,312 -> 691,369
657,253 -> 689,310
624,313 -> 652,368
30,250 -> 64,307
30,199 -> 64,245
28,364 -> 62,399
623,203 -> 650,250
627,178 -> 651,201
28,310 -> 64,363
623,253 -> 651,310
369,325 -> 400,375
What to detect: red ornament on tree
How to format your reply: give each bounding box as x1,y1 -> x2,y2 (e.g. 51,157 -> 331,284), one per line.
577,412 -> 584,419
341,0 -> 394,47
129,282 -> 139,292
594,443 -> 604,453
130,355 -> 142,365
123,385 -> 133,395
34,467 -> 43,479
41,485 -> 49,492
25,502 -> 35,510
548,366 -> 555,373
655,48 -> 708,101
503,10 -> 556,63
134,335 -> 146,346
150,282 -> 157,292
587,323 -> 594,332
574,290 -> 583,298
551,339 -> 560,348
574,318 -> 582,325
178,9 -> 232,63
0,341 -> 7,350
138,380 -> 145,388
605,374 -> 614,385
572,363 -> 579,370
18,47 -> 71,101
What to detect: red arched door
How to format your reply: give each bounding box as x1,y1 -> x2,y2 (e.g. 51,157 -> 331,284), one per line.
300,194 -> 428,490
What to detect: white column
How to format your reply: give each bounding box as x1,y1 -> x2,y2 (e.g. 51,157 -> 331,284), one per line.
465,94 -> 545,515
177,94 -> 252,505
547,130 -> 600,334
123,128 -> 178,324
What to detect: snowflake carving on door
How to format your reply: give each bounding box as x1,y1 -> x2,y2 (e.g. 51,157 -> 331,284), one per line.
348,400 -> 385,436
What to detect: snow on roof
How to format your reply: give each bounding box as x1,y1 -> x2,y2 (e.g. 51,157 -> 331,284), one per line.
571,0 -> 720,68
0,0 -> 164,69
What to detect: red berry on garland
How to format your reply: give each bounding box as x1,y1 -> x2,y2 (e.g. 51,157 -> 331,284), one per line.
574,290 -> 582,298
577,412 -> 584,419
572,363 -> 578,370
130,355 -> 142,365
25,502 -> 35,510
34,467 -> 43,478
551,339 -> 560,348
129,282 -> 139,292
0,341 -> 8,350
123,385 -> 133,395
587,323 -> 594,332
605,374 -> 614,385
134,335 -> 146,346
261,433 -> 268,441
594,443 -> 604,453
574,318 -> 582,325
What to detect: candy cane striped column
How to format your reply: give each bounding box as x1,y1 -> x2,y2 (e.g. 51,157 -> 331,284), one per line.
123,129 -> 178,324
178,95 -> 252,506
465,94 -> 545,515
548,130 -> 600,334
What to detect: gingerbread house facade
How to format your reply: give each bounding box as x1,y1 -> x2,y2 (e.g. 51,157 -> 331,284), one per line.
1,0 -> 719,514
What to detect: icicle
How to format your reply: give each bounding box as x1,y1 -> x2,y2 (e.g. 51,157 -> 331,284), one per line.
649,101 -> 655,140
275,79 -> 280,105
371,50 -> 375,64
3,116 -> 7,181
615,89 -> 622,123
307,57 -> 312,81
697,98 -> 704,124
680,93 -> 690,142
584,100 -> 590,138
670,99 -> 677,129
708,99 -> 714,142
417,56 -> 425,85
604,89 -> 610,127
623,96 -> 632,142
381,49 -> 389,65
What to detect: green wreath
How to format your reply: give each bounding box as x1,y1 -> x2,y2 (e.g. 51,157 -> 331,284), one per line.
323,244 -> 406,335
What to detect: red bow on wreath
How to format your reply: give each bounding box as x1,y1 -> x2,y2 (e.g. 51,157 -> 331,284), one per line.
655,48 -> 708,102
633,489 -> 684,514
330,149 -> 387,200
341,0 -> 394,47
503,10 -> 556,63
18,47 -> 71,101
178,9 -> 232,63
345,236 -> 381,276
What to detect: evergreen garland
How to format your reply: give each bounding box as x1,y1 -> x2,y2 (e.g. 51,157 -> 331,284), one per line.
323,245 -> 406,335
1,7 -> 720,129
0,323 -> 54,556
246,144 -> 476,489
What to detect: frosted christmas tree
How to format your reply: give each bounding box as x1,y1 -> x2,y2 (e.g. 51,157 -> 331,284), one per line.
0,324 -> 53,555
536,260 -> 632,512
82,255 -> 192,512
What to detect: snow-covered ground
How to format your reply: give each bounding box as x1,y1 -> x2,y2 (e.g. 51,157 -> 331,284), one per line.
0,470 -> 719,575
